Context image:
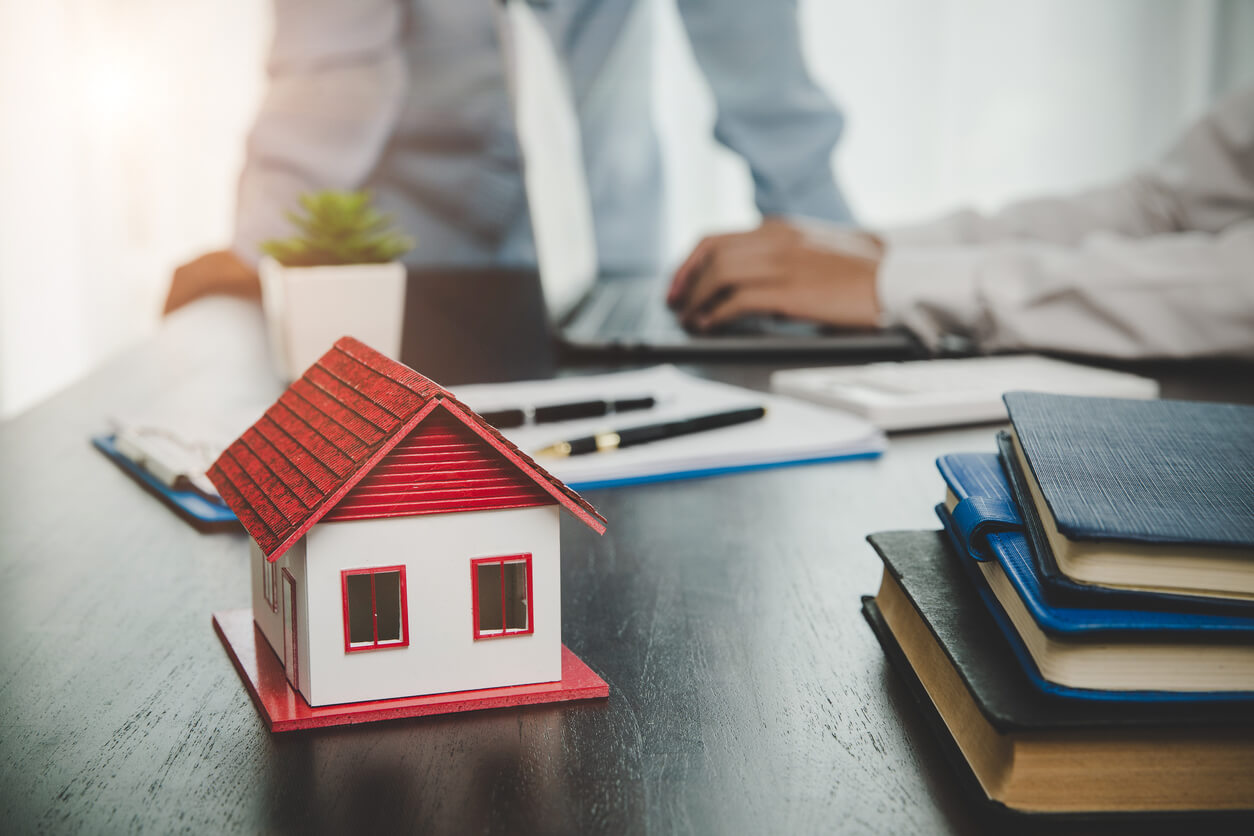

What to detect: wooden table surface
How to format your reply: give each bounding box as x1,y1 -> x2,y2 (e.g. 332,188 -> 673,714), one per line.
1,298 -> 1250,835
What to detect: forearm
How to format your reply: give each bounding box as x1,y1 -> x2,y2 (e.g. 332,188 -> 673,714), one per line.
881,174 -> 1180,249
883,86 -> 1254,249
676,0 -> 851,222
878,222 -> 1254,359
163,250 -> 259,315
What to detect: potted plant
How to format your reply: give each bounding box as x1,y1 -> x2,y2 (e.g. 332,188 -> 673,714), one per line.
259,190 -> 414,380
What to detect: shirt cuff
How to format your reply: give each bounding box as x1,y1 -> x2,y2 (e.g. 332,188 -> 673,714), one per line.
876,246 -> 987,350
877,209 -> 984,249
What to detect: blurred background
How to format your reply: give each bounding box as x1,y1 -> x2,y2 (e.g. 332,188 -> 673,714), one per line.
1,0 -> 1252,418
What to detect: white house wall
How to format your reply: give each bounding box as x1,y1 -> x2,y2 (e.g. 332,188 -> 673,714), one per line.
302,504 -> 563,707
251,537 -> 312,699
250,539 -> 286,658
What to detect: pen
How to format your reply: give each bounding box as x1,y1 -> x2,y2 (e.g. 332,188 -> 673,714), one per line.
534,406 -> 767,457
479,396 -> 655,428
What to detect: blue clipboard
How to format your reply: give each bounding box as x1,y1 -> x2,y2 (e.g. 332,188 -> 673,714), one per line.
92,434 -> 238,531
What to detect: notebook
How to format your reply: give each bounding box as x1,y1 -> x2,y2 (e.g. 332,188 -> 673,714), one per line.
936,452 -> 1254,697
862,530 -> 1254,815
770,354 -> 1159,431
1004,392 -> 1254,600
994,431 -> 1254,616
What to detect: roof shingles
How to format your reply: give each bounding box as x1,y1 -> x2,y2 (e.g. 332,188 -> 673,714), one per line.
208,337 -> 605,560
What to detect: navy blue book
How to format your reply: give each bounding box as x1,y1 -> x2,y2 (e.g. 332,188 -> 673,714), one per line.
937,452 -> 1254,701
1003,392 -> 1254,602
996,431 -> 1254,616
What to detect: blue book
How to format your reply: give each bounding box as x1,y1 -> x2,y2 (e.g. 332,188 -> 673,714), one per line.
1002,392 -> 1254,601
937,451 -> 1254,701
995,430 -> 1254,616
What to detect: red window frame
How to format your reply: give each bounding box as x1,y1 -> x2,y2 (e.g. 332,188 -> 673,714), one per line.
470,554 -> 535,640
340,565 -> 409,653
262,558 -> 279,612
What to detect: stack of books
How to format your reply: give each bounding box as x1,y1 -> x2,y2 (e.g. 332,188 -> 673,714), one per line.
862,392 -> 1254,817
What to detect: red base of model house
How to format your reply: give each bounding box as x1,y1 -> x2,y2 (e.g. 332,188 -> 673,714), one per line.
213,609 -> 609,732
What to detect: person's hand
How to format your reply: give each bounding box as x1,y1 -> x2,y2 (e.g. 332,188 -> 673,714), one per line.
164,250 -> 261,315
666,219 -> 883,332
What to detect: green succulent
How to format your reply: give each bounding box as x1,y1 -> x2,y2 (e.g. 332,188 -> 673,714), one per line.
260,190 -> 414,267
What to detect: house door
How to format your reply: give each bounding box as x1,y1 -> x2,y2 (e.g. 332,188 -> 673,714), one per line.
281,570 -> 298,689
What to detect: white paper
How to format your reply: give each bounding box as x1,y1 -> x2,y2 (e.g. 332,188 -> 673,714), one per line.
453,365 -> 886,487
108,403 -> 264,498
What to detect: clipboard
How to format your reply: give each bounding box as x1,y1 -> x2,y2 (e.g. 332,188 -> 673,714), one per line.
92,434 -> 238,531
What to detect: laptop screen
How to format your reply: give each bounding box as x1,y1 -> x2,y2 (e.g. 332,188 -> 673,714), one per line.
504,0 -> 599,324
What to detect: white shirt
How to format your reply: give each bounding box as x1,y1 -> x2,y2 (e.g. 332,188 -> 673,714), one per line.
878,86 -> 1254,360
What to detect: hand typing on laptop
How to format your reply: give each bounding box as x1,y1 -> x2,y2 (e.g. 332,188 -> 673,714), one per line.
666,219 -> 883,333
672,88 -> 1254,361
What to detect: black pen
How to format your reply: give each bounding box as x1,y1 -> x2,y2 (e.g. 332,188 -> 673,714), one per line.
534,406 -> 767,457
479,396 -> 655,429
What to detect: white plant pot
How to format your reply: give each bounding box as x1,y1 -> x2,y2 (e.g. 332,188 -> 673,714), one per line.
259,257 -> 407,381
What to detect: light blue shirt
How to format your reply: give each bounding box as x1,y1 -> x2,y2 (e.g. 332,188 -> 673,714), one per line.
234,0 -> 851,275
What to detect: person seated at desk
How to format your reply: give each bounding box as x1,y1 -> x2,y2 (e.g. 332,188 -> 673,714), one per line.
164,0 -> 852,315
669,86 -> 1254,360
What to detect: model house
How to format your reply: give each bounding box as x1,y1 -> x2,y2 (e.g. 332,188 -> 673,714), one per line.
208,336 -> 606,708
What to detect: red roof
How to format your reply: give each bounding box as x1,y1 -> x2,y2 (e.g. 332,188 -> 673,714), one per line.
208,337 -> 606,560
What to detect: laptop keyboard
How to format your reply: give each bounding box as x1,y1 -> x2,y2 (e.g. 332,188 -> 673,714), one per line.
595,280 -> 688,340
571,276 -> 863,344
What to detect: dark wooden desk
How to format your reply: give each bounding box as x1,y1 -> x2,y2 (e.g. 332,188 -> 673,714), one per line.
1,298 -> 1249,834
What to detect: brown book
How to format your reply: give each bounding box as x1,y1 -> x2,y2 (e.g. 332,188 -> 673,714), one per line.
863,530 -> 1254,816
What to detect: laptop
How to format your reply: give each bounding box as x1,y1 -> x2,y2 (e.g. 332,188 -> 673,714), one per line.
548,270 -> 920,357
507,0 -> 917,358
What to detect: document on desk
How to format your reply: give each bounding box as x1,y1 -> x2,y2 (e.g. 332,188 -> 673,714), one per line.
454,365 -> 886,489
98,365 -> 884,524
96,402 -> 265,528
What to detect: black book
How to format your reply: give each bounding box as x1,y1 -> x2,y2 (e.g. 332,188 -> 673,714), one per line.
862,530 -> 1254,816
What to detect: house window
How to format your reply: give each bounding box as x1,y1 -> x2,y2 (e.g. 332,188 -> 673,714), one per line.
472,554 -> 534,639
341,566 -> 409,652
262,558 -> 279,612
